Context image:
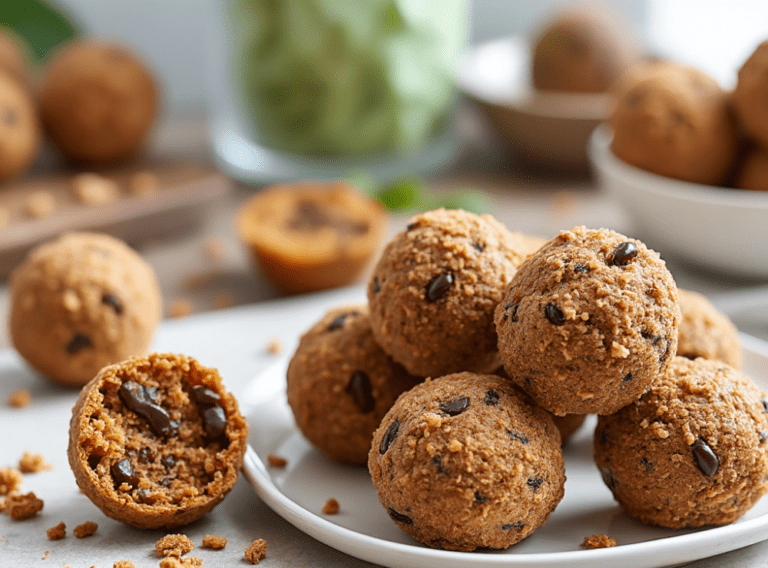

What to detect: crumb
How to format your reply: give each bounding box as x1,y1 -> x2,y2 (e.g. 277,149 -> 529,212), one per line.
25,191 -> 55,219
46,522 -> 66,540
155,534 -> 194,557
244,539 -> 267,564
7,491 -> 43,519
582,534 -> 617,549
19,450 -> 54,473
0,467 -> 23,494
128,170 -> 161,196
265,338 -> 283,355
7,389 -> 31,408
167,299 -> 193,319
267,454 -> 287,468
73,521 -> 98,538
42,550 -> 49,559
159,557 -> 202,568
203,236 -> 227,263
113,562 -> 136,568
213,290 -> 235,310
201,534 -> 226,549
71,173 -> 121,205
322,498 -> 340,515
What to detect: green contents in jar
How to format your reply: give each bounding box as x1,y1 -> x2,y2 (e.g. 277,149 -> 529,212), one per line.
235,0 -> 468,156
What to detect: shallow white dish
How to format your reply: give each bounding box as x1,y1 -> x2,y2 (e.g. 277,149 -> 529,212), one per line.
242,334 -> 768,568
590,124 -> 768,279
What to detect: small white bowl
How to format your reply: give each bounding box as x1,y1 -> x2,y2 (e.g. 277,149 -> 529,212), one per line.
589,124 -> 768,279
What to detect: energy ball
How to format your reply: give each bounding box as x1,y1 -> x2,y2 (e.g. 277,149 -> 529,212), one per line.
0,70 -> 39,180
286,305 -> 419,465
369,372 -> 565,551
39,40 -> 158,162
594,356 -> 768,528
495,226 -> 680,416
733,40 -> 768,148
678,289 -> 741,369
609,61 -> 738,186
68,353 -> 247,529
368,209 -> 531,378
9,232 -> 162,386
735,145 -> 768,192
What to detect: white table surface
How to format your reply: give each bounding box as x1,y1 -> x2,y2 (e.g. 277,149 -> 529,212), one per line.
2,284 -> 768,568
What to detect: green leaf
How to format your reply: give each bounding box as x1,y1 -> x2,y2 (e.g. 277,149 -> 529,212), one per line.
375,177 -> 425,211
0,0 -> 81,62
431,189 -> 491,215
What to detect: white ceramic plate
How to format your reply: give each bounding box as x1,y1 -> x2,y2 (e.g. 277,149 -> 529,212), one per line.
242,334 -> 768,568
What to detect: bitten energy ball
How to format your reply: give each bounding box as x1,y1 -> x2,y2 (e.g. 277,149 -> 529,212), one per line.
39,39 -> 158,162
68,353 -> 248,529
287,305 -> 419,465
594,356 -> 768,528
368,209 -> 531,378
9,232 -> 162,386
678,289 -> 741,369
733,40 -> 768,148
609,61 -> 738,185
369,372 -> 565,551
495,226 -> 680,416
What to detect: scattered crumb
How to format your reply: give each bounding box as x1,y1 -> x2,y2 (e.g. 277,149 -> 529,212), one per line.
6,491 -> 43,519
128,170 -> 161,196
0,467 -> 23,494
42,550 -> 49,559
113,562 -> 136,568
267,454 -> 287,468
582,534 -> 617,549
322,498 -> 340,515
73,521 -> 98,538
244,539 -> 267,564
213,290 -> 235,310
46,522 -> 66,540
156,534 -> 194,557
265,338 -> 283,355
201,534 -> 226,550
19,450 -> 54,473
25,191 -> 56,219
168,299 -> 194,319
71,173 -> 121,205
159,557 -> 202,568
7,389 -> 31,408
203,236 -> 227,263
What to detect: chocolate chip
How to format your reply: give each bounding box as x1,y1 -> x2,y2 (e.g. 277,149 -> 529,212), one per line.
160,477 -> 173,487
66,333 -> 93,354
691,437 -> 719,477
203,406 -> 227,439
484,389 -> 499,405
642,332 -> 662,345
523,376 -> 533,387
762,398 -> 768,413
502,521 -> 525,531
503,302 -> 519,323
507,430 -> 529,445
600,467 -> 617,491
379,419 -> 400,454
425,272 -> 454,302
609,242 -> 639,266
111,459 -> 138,488
574,263 -> 590,273
327,312 -> 355,331
472,242 -> 484,253
347,371 -> 375,413
544,303 -> 565,325
760,431 -> 768,443
599,429 -> 610,446
387,507 -> 413,525
373,278 -> 380,294
431,455 -> 445,474
101,293 -> 123,315
138,448 -> 153,464
474,491 -> 486,504
439,397 -> 469,416
527,478 -> 543,492
191,385 -> 221,407
640,457 -> 654,472
137,488 -> 156,504
118,380 -> 176,437
87,454 -> 100,471
622,372 -> 633,382
406,222 -> 417,231
161,455 -> 176,469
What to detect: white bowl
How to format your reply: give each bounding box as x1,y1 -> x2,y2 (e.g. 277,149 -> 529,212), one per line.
589,124 -> 768,279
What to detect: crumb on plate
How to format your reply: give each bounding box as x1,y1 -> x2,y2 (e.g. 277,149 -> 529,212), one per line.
46,522 -> 66,540
244,538 -> 267,564
7,491 -> 43,519
19,450 -> 53,473
156,534 -> 194,557
7,389 -> 31,408
0,467 -> 23,494
201,534 -> 226,549
266,454 -> 287,468
73,521 -> 98,538
582,534 -> 617,549
322,498 -> 339,515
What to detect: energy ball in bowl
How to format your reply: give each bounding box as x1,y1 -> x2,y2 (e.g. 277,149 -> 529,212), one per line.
733,39 -> 768,148
594,356 -> 768,528
9,232 -> 162,387
678,289 -> 741,369
735,145 -> 768,192
368,208 -> 531,378
609,61 -> 738,186
495,226 -> 680,416
287,305 -> 420,465
369,372 -> 565,551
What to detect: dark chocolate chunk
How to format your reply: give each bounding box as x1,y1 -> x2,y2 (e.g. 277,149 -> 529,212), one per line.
379,419 -> 401,454
691,437 -> 719,477
503,302 -> 519,323
431,455 -> 445,474
762,398 -> 768,413
574,263 -> 590,273
474,491 -> 487,504
137,488 -> 156,504
111,459 -> 138,488
160,477 -> 173,487
387,507 -> 413,525
425,272 -> 454,302
523,376 -> 533,387
87,454 -> 100,471
640,457 -> 654,472
161,455 -> 176,469
544,303 -> 565,326
527,477 -> 544,492
66,333 -> 93,354
101,293 -> 123,315
506,430 -> 529,445
191,385 -> 221,407
406,222 -> 417,231
484,389 -> 499,405
118,380 -> 176,437
760,431 -> 768,444
439,397 -> 469,416
472,242 -> 484,253
347,371 -> 375,413
203,406 -> 227,439
328,312 -> 357,331
373,277 -> 380,294
622,372 -> 633,382
501,521 -> 525,531
610,242 -> 639,266
138,448 -> 153,464
600,467 -> 617,491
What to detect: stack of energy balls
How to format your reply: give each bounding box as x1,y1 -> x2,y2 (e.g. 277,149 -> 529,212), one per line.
286,208 -> 767,551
